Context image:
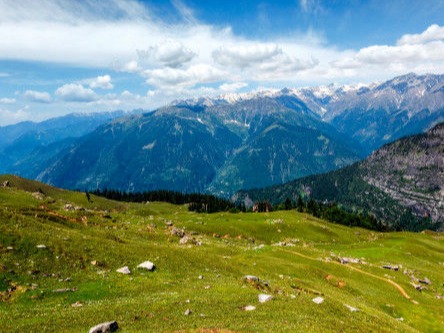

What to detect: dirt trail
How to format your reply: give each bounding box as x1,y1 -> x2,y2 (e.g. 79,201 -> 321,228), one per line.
280,248 -> 417,304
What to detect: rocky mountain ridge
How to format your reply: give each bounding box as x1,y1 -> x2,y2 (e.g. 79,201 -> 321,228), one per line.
236,122 -> 444,230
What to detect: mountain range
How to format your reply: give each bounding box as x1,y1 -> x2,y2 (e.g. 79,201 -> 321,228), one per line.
236,122 -> 444,231
1,73 -> 443,199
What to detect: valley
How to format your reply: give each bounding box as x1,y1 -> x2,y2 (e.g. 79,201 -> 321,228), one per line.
0,175 -> 443,332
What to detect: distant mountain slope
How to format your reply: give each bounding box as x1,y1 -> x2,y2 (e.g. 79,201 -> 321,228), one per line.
0,110 -> 141,177
5,73 -> 444,198
38,95 -> 362,194
236,122 -> 444,230
320,73 -> 444,153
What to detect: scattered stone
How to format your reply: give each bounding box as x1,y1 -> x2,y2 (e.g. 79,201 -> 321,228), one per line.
2,180 -> 10,187
411,282 -> 425,291
137,261 -> 155,271
171,227 -> 185,238
312,297 -> 324,304
71,301 -> 83,307
64,204 -> 75,211
179,235 -> 190,244
258,294 -> 273,303
204,285 -> 211,289
116,266 -> 131,275
36,244 -> 47,249
382,265 -> 399,271
165,220 -> 174,227
344,304 -> 359,312
89,321 -> 119,333
396,317 -> 404,322
419,277 -> 431,285
243,275 -> 259,283
340,257 -> 361,264
184,309 -> 192,316
32,192 -> 45,200
52,288 -> 77,293
242,305 -> 256,311
198,275 -> 204,280
435,295 -> 444,300
290,294 -> 297,299
6,246 -> 13,251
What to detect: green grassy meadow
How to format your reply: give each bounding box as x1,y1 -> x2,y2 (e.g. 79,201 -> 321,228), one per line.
0,175 -> 443,332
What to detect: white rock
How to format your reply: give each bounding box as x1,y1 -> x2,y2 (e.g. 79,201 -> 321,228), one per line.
116,266 -> 131,275
344,304 -> 358,312
243,275 -> 259,282
184,309 -> 192,316
258,294 -> 273,303
312,296 -> 324,304
137,261 -> 155,271
89,321 -> 118,333
243,305 -> 256,311
36,244 -> 46,249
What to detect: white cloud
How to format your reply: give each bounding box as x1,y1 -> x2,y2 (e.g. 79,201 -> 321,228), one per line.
55,84 -> 97,102
24,90 -> 52,103
0,106 -> 29,126
212,44 -> 281,69
328,25 -> 444,79
0,97 -> 16,104
1,0 -> 444,119
0,72 -> 9,77
143,64 -> 225,89
89,75 -> 114,89
122,60 -> 141,73
397,24 -> 444,45
219,82 -> 248,92
138,40 -> 196,68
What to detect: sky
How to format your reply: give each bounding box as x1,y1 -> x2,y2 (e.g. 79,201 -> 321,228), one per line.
1,0 -> 444,126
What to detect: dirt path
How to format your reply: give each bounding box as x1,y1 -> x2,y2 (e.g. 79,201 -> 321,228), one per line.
280,248 -> 417,304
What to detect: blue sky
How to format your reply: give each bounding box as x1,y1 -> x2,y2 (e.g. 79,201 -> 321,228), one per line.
1,0 -> 444,125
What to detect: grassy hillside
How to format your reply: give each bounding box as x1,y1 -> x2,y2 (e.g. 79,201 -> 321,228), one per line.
1,175 -> 443,332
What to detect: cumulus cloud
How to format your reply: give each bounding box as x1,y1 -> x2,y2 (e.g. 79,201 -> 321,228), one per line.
138,40 -> 196,68
24,90 -> 52,103
0,106 -> 29,126
329,24 -> 444,78
55,84 -> 97,102
2,0 -> 444,119
0,97 -> 16,104
397,24 -> 444,45
143,64 -> 225,89
212,44 -> 281,68
89,75 -> 114,89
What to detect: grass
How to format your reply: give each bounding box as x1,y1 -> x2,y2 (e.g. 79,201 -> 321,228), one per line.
0,175 -> 443,332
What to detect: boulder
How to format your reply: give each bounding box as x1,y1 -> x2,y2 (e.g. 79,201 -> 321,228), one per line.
344,304 -> 359,312
184,309 -> 192,316
89,321 -> 119,333
137,261 -> 155,271
2,180 -> 10,187
116,266 -> 131,275
382,265 -> 399,271
258,294 -> 273,303
36,244 -> 47,249
312,297 -> 324,304
243,275 -> 259,283
419,277 -> 431,285
171,227 -> 185,238
242,305 -> 256,311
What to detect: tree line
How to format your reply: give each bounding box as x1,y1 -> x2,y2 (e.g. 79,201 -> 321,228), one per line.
90,189 -> 236,213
